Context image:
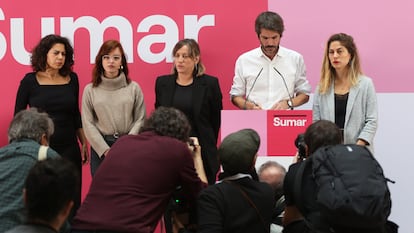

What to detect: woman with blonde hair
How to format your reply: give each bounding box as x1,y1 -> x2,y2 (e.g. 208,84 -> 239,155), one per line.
313,33 -> 378,151
155,38 -> 222,184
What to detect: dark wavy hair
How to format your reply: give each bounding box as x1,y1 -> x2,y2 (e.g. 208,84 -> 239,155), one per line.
92,40 -> 130,87
140,107 -> 191,143
30,34 -> 74,76
304,120 -> 343,155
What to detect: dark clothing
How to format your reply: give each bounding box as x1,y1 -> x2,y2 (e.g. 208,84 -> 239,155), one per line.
0,140 -> 60,232
197,176 -> 274,233
155,74 -> 223,184
14,72 -> 83,220
284,161 -> 330,231
14,72 -> 82,148
173,83 -> 195,134
334,92 -> 348,131
284,162 -> 319,219
71,231 -> 118,233
72,131 -> 206,233
283,161 -> 389,233
90,136 -> 118,176
5,223 -> 58,233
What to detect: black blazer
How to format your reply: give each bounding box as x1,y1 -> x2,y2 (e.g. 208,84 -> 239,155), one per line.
155,74 -> 223,184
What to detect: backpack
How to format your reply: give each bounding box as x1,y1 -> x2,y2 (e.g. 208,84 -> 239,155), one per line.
294,144 -> 394,231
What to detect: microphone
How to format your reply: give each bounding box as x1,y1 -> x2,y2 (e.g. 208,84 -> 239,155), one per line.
245,67 -> 263,106
273,67 -> 294,110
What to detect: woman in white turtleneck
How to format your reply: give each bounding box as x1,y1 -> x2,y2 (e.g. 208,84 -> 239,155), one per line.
81,40 -> 146,176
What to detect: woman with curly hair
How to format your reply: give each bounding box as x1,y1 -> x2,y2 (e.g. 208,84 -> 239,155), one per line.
14,34 -> 87,220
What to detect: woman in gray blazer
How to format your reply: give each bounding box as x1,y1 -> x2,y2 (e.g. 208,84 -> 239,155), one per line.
313,33 -> 378,151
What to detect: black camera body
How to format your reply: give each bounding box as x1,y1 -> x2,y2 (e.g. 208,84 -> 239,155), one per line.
188,138 -> 196,152
171,185 -> 190,214
295,133 -> 306,159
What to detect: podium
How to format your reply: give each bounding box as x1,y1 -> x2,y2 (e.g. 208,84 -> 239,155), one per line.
221,110 -> 312,156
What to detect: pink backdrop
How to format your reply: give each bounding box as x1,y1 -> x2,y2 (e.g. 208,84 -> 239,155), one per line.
1,1 -> 413,232
268,0 -> 414,92
2,0 -> 413,144
0,0 -> 267,147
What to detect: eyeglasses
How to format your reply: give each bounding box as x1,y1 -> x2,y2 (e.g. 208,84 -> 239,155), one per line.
102,55 -> 122,61
173,54 -> 191,60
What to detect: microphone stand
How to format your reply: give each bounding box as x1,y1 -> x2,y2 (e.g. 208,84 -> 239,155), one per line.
273,67 -> 294,110
244,67 -> 263,109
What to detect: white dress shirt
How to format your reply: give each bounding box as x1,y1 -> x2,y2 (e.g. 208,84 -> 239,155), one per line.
230,46 -> 311,109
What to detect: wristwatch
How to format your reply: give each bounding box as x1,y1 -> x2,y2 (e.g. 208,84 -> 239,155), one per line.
287,100 -> 293,109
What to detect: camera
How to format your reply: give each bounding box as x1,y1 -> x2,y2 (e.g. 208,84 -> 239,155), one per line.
171,186 -> 190,214
188,138 -> 195,147
294,133 -> 306,159
188,138 -> 196,152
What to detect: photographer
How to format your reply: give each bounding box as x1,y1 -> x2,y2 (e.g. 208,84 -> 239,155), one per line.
197,129 -> 274,233
166,137 -> 202,233
71,107 -> 207,233
283,120 -> 342,232
0,108 -> 60,233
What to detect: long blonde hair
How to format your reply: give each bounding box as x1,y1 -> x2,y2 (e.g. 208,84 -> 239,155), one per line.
318,33 -> 363,94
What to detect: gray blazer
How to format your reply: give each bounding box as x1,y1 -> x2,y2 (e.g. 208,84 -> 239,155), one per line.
313,75 -> 378,150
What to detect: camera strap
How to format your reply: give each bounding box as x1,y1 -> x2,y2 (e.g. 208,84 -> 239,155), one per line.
224,180 -> 269,233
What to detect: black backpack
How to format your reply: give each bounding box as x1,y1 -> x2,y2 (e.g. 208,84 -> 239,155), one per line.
294,144 -> 394,232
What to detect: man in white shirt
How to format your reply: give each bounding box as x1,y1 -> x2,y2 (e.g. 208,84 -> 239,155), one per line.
230,11 -> 311,110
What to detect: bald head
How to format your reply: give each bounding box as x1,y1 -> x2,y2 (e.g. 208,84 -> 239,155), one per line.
258,161 -> 286,197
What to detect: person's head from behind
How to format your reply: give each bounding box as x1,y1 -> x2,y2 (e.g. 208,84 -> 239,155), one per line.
255,11 -> 284,59
24,158 -> 79,228
8,108 -> 54,145
218,129 -> 260,176
31,34 -> 74,76
92,40 -> 130,86
304,120 -> 342,156
172,38 -> 205,77
140,106 -> 191,143
258,161 -> 286,199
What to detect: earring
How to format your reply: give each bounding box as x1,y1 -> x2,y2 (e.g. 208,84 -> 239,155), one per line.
194,64 -> 198,72
120,65 -> 123,70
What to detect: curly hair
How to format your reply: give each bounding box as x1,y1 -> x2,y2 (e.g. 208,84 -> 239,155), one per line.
140,107 -> 191,142
30,34 -> 74,76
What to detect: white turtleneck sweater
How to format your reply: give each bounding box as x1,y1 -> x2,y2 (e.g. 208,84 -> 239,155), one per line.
81,72 -> 146,156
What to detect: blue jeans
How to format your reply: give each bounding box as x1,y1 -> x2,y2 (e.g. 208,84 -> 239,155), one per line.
90,147 -> 105,177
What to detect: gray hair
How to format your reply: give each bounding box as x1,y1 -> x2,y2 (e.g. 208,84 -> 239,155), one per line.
258,161 -> 286,196
8,108 -> 54,143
